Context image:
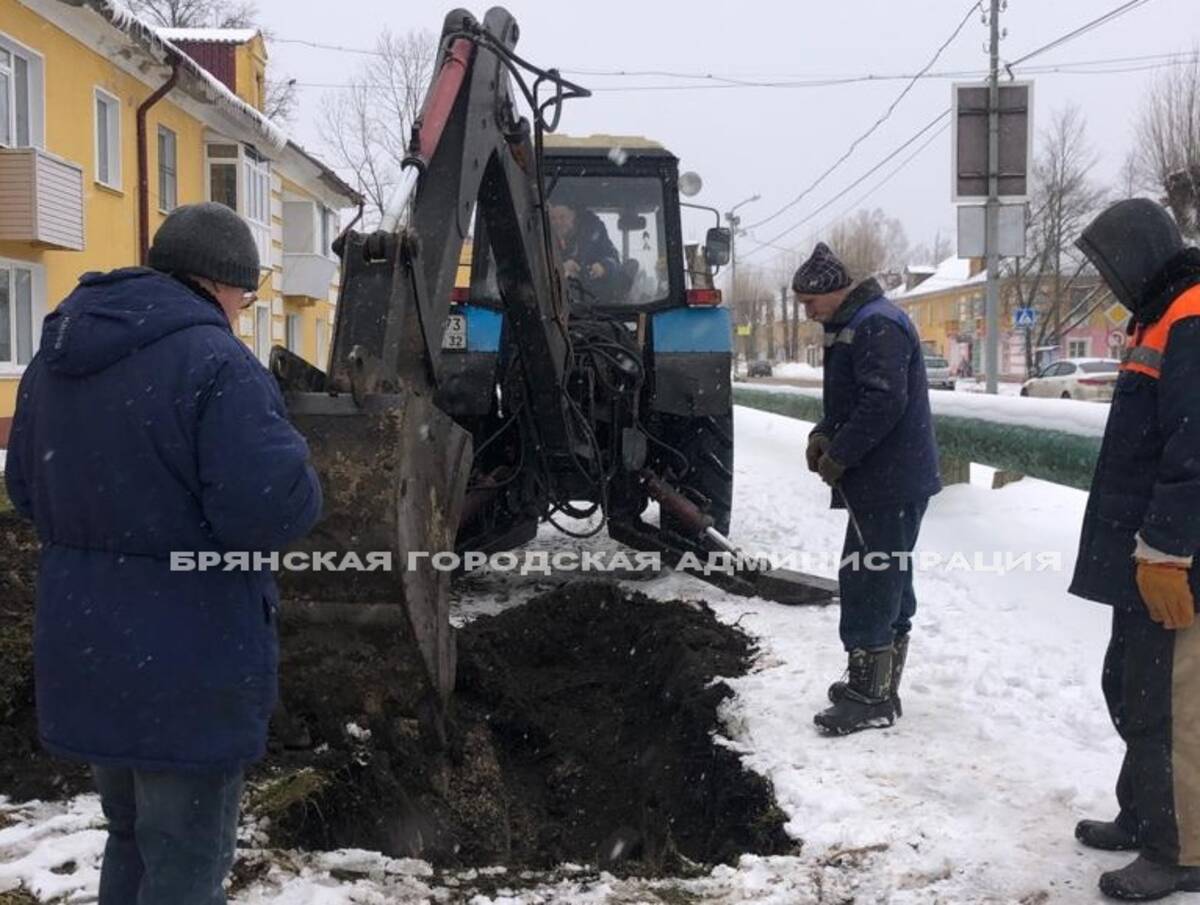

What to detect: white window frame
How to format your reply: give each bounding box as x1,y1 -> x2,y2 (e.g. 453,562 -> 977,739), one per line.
285,312 -> 301,353
0,257 -> 45,374
204,140 -> 270,267
157,124 -> 177,213
253,303 -> 271,365
93,86 -> 121,189
1067,338 -> 1090,359
316,318 -> 330,370
0,33 -> 44,150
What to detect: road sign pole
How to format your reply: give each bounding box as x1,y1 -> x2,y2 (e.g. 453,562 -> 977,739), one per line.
985,0 -> 1001,395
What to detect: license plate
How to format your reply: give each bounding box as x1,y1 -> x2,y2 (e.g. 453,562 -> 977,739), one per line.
442,312 -> 467,351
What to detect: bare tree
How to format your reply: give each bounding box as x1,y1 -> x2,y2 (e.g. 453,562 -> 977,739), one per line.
1133,53 -> 1200,236
127,0 -> 257,28
1010,105 -> 1108,374
1118,151 -> 1142,201
910,230 -> 953,266
264,76 -> 297,124
826,208 -> 909,279
318,28 -> 437,224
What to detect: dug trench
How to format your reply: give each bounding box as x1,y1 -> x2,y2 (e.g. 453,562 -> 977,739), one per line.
0,511 -> 795,877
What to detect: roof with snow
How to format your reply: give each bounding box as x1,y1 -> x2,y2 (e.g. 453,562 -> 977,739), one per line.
58,1 -> 359,205
157,27 -> 260,43
890,256 -> 985,303
67,0 -> 286,151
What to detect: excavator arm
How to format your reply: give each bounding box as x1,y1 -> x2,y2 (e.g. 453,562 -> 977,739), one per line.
271,7 -> 593,740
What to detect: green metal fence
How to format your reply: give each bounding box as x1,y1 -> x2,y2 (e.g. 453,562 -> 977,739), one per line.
733,386 -> 1101,491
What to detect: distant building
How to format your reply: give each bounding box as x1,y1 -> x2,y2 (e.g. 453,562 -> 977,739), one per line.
890,256 -> 1120,380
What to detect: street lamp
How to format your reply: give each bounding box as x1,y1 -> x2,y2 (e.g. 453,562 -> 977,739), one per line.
725,194 -> 760,367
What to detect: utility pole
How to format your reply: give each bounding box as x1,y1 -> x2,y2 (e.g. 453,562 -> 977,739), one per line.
984,0 -> 1002,394
725,194 -> 760,367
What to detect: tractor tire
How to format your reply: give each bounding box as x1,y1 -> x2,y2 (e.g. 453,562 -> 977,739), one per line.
657,412 -> 734,538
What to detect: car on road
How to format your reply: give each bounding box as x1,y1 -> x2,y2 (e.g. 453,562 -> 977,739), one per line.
923,354 -> 955,391
1020,358 -> 1120,402
748,359 -> 773,378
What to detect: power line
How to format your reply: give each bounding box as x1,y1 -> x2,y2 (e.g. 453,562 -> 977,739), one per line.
741,121 -> 950,265
1007,0 -> 1156,68
744,0 -> 981,232
741,108 -> 953,261
287,54 -> 1196,93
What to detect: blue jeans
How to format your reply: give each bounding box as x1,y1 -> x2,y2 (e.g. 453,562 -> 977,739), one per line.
838,499 -> 928,651
92,765 -> 243,905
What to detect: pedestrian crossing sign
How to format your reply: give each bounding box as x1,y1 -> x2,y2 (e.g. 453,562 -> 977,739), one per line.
1013,307 -> 1036,328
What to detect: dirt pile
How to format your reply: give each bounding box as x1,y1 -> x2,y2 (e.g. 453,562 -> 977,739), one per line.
0,527 -> 794,874
0,513 -> 89,800
256,582 -> 793,872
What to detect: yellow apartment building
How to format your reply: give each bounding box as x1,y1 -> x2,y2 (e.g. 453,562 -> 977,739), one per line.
0,0 -> 361,445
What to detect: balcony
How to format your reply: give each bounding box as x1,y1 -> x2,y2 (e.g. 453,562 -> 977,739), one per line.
0,147 -> 84,250
282,252 -> 337,302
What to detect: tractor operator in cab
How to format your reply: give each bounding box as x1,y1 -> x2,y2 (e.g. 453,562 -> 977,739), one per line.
549,202 -> 623,304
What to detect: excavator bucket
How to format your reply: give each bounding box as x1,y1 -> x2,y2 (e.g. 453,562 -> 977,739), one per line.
275,387 -> 473,735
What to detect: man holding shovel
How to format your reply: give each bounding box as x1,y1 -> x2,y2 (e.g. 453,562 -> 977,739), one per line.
793,243 -> 941,735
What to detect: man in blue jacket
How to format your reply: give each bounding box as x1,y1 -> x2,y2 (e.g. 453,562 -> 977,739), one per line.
5,202 -> 322,905
793,243 -> 941,736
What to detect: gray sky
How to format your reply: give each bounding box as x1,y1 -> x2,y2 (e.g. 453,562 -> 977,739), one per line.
257,0 -> 1199,278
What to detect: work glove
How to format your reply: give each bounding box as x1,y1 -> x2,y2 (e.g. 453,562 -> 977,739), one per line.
1135,561 -> 1195,630
806,433 -> 831,472
816,453 -> 846,488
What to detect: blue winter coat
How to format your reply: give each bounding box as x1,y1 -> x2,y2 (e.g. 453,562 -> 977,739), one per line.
4,268 -> 322,771
813,279 -> 942,510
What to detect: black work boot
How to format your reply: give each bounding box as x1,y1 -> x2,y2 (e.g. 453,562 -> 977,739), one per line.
1076,819 -> 1140,852
1099,855 -> 1200,900
814,646 -> 895,735
828,634 -> 909,717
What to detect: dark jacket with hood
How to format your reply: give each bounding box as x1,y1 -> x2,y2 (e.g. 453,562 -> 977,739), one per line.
813,278 -> 942,511
4,268 -> 322,770
1070,200 -> 1200,610
562,209 -> 624,303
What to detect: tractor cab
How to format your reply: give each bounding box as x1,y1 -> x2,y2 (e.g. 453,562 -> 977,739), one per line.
469,135 -> 728,313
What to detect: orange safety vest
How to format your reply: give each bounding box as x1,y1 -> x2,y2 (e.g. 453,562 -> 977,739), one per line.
1121,284 -> 1200,380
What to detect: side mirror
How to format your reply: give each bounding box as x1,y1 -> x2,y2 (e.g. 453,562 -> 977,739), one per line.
705,227 -> 732,267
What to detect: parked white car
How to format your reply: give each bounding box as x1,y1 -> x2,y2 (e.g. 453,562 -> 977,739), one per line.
923,354 -> 955,391
1020,358 -> 1120,402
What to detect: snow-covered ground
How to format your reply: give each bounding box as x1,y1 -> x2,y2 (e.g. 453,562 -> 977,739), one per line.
771,362 -> 824,381
746,381 -> 1110,437
0,407 -> 1126,903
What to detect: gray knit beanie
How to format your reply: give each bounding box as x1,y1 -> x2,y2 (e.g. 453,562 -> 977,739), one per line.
148,202 -> 260,291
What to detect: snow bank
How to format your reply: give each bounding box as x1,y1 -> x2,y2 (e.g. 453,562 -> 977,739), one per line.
771,362 -> 823,380
743,382 -> 1110,438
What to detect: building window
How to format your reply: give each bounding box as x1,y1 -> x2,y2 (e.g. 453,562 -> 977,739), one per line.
157,125 -> 177,212
94,87 -> 121,188
0,260 -> 40,368
206,141 -> 271,265
0,36 -> 43,149
285,313 -> 301,353
1068,339 -> 1089,358
206,142 -> 238,210
243,147 -> 271,262
254,304 -> 271,364
316,318 -> 329,369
